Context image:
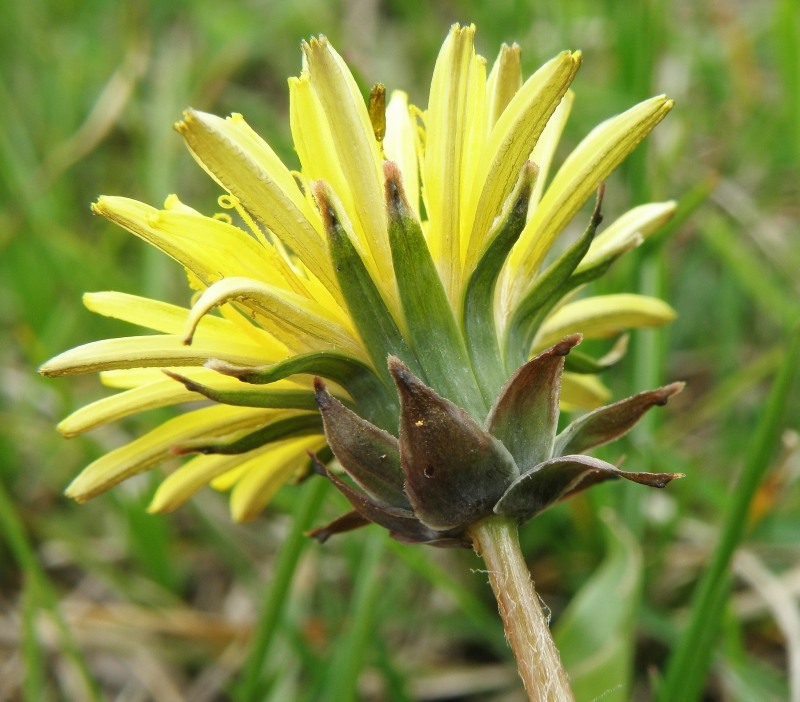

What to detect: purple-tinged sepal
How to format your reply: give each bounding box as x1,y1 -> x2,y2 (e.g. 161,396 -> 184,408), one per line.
389,357 -> 519,530
494,454 -> 684,523
308,455 -> 468,547
486,334 -> 581,473
554,381 -> 685,456
314,378 -> 409,509
309,336 -> 684,547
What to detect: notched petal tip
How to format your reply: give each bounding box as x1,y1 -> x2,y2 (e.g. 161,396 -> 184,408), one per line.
38,361 -> 55,378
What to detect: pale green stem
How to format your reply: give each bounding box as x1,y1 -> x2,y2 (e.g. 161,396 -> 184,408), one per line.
468,516 -> 575,702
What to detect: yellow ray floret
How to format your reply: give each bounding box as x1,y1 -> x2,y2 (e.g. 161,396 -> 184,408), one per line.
578,201 -> 676,271
536,294 -> 677,348
40,335 -> 274,377
383,91 -> 420,217
486,43 -> 522,129
507,95 -> 674,306
300,37 -> 392,299
65,405 -> 289,502
175,110 -> 340,300
182,276 -> 363,358
229,436 -> 327,522
463,51 -> 581,273
423,23 -> 479,302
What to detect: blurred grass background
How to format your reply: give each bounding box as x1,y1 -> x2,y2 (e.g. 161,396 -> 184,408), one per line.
3,0 -> 799,700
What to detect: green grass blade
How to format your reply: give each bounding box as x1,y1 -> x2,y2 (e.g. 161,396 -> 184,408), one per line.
554,509 -> 642,702
658,323 -> 800,701
235,477 -> 328,702
701,215 -> 798,327
385,539 -> 509,656
21,584 -> 46,702
319,531 -> 385,702
0,482 -> 103,702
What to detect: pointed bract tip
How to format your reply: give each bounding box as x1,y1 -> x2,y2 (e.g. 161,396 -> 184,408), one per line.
383,162 -> 412,220
204,359 -> 236,374
656,381 -> 685,405
553,333 -> 583,356
311,181 -> 341,236
387,355 -> 415,389
306,525 -> 332,544
313,377 -> 333,409
161,369 -> 198,393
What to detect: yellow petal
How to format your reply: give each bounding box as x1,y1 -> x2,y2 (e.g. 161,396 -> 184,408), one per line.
64,405 -> 282,502
58,377 -> 201,437
578,201 -> 676,271
93,195 -> 308,299
301,38 -> 392,294
464,51 -> 581,272
423,23 -> 480,301
560,372 -> 612,410
159,201 -> 327,304
384,91 -> 420,217
93,196 -> 224,286
486,43 -> 522,129
83,291 -> 287,360
289,73 -> 357,235
155,205 -> 277,281
57,370 -> 274,437
182,276 -> 363,358
509,95 -> 674,299
101,368 -> 166,388
175,110 -> 340,300
84,291 -> 227,335
39,334 -> 273,377
529,91 -> 574,209
229,436 -> 326,521
536,294 -> 677,347
99,366 -> 304,390
148,447 -> 272,514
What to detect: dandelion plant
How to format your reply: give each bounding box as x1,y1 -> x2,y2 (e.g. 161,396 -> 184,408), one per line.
41,24 -> 684,700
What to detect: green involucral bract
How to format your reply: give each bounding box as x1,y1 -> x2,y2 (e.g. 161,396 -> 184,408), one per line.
312,335 -> 683,546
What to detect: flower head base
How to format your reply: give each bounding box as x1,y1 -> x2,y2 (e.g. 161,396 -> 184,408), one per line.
310,335 -> 683,547
40,24 -> 679,523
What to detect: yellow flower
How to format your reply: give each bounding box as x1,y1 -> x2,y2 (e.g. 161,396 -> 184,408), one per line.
40,24 -> 676,522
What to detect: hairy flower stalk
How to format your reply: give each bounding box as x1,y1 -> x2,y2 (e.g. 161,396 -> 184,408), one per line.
41,24 -> 684,699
